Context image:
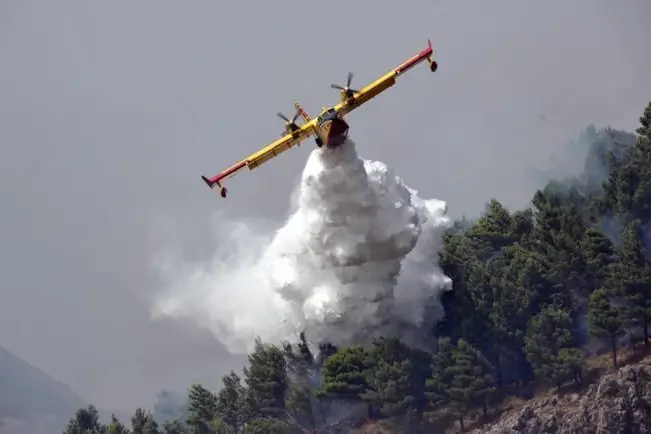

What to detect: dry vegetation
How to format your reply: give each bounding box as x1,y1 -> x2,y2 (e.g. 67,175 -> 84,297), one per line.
351,343 -> 651,433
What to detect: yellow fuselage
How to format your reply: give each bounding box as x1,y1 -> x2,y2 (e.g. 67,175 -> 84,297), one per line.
246,72 -> 398,169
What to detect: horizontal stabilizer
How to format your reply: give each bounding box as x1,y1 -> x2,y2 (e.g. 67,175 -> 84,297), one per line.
201,175 -> 215,188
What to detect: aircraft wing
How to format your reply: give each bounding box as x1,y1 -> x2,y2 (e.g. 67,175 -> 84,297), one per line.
332,71 -> 397,117
201,118 -> 318,197
334,39 -> 436,117
246,118 -> 317,169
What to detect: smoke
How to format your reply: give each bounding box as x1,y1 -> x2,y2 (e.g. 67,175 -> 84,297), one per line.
152,139 -> 452,354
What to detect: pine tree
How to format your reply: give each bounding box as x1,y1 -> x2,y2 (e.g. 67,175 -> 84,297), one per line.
106,414 -> 130,434
524,305 -> 585,389
580,227 -> 615,293
616,219 -> 651,345
318,346 -> 370,399
63,405 -> 104,434
242,338 -> 289,420
131,408 -> 159,434
186,384 -> 217,434
210,417 -> 235,434
283,333 -> 317,431
588,288 -> 626,367
242,418 -> 291,433
635,101 -> 651,141
362,336 -> 431,418
425,337 -> 455,410
362,358 -> 417,418
215,371 -> 247,431
427,338 -> 494,430
449,340 -> 495,417
161,420 -> 187,434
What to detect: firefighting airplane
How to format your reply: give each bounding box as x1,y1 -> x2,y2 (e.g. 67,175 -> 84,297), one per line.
201,39 -> 438,198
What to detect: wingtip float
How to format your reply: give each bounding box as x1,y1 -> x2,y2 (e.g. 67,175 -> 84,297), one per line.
201,39 -> 438,199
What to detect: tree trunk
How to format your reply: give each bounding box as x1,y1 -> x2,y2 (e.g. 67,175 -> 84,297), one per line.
459,415 -> 465,432
492,347 -> 503,388
573,365 -> 583,385
610,334 -> 618,368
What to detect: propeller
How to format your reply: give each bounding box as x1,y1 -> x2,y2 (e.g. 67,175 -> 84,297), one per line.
277,108 -> 301,135
330,72 -> 359,99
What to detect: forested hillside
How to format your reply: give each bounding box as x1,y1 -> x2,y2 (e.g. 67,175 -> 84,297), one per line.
61,101 -> 651,434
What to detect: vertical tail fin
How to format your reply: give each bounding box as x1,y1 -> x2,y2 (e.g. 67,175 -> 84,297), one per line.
201,176 -> 227,197
426,38 -> 437,72
295,101 -> 324,147
294,101 -> 312,123
201,175 -> 215,188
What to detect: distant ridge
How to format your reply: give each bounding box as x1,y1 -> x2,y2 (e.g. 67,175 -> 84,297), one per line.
0,344 -> 86,432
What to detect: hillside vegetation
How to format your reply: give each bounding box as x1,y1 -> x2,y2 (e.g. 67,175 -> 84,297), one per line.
61,101 -> 651,434
469,347 -> 651,433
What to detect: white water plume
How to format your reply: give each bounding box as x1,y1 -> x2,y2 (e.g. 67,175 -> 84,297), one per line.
152,139 -> 452,354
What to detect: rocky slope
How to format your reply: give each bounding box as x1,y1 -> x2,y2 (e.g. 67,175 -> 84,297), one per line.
474,360 -> 651,434
346,353 -> 651,434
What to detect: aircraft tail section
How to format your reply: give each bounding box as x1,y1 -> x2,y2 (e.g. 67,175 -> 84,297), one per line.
294,101 -> 324,147
294,101 -> 312,123
201,175 -> 216,188
201,160 -> 248,198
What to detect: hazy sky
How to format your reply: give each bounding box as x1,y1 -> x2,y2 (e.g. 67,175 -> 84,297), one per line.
1,0 -> 650,412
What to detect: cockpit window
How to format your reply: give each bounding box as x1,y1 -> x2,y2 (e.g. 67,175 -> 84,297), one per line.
322,110 -> 337,122
317,108 -> 339,124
